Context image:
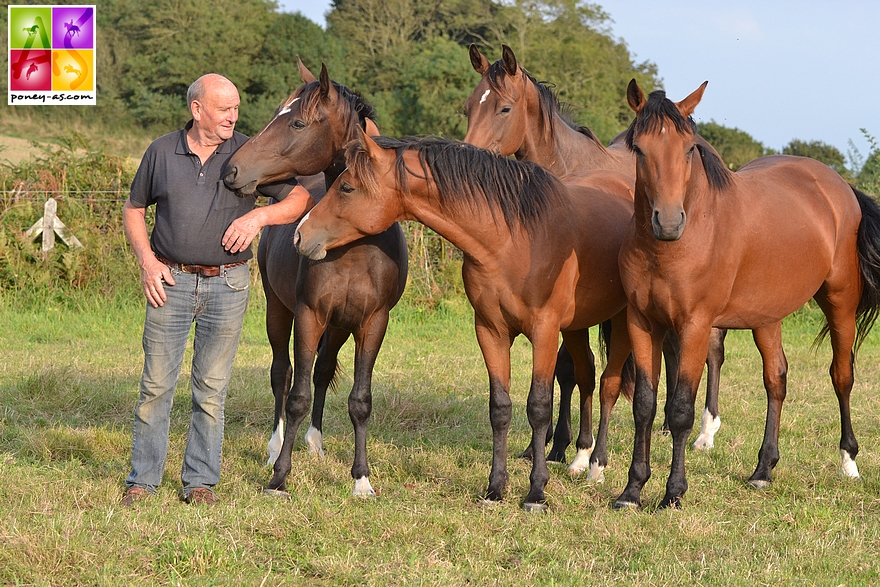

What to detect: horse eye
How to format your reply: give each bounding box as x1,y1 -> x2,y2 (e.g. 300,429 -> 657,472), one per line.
340,182 -> 355,194
500,106 -> 511,114
291,119 -> 306,130
631,145 -> 643,157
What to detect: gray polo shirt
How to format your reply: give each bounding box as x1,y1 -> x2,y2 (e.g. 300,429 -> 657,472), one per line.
129,120 -> 292,266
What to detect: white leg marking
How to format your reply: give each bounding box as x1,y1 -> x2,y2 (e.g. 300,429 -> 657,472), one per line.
266,420 -> 284,466
479,89 -> 491,104
568,439 -> 595,475
587,462 -> 605,483
305,425 -> 325,458
352,476 -> 376,497
840,449 -> 860,478
692,408 -> 721,450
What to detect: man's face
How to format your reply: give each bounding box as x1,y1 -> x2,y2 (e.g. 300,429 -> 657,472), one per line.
193,81 -> 240,143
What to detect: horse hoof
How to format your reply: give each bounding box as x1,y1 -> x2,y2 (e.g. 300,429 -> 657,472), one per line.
658,495 -> 682,510
747,479 -> 771,490
692,437 -> 714,451
613,499 -> 640,511
523,501 -> 548,513
352,477 -> 377,497
262,488 -> 291,499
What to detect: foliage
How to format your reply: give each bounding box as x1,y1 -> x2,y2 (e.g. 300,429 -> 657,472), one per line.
849,130 -> 880,197
783,139 -> 849,177
0,135 -> 141,307
697,121 -> 774,170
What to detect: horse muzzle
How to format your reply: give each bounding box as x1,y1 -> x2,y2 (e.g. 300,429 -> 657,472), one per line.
293,215 -> 328,260
652,206 -> 687,241
222,166 -> 259,196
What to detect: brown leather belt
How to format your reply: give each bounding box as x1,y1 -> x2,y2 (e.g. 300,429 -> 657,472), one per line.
156,255 -> 247,277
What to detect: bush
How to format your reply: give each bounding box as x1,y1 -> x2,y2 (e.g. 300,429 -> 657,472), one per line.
0,135 -> 141,308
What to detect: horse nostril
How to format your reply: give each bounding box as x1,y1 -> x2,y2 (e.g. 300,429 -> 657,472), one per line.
225,166 -> 238,184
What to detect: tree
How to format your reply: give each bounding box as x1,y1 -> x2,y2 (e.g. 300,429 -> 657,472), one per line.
783,139 -> 848,177
697,121 -> 773,170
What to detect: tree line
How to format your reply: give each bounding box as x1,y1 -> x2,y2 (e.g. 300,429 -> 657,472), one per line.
2,0 -> 878,187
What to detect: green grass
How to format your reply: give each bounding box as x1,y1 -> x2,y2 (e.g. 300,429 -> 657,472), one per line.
2,293 -> 880,585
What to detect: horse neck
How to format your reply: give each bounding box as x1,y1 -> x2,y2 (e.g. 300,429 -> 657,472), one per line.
401,174 -> 519,264
519,111 -> 634,177
322,156 -> 347,189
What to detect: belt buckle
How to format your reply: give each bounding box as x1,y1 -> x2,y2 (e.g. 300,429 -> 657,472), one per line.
180,264 -> 194,274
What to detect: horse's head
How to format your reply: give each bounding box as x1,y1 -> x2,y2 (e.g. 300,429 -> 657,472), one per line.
625,79 -> 708,241
223,58 -> 373,196
463,44 -> 533,156
294,129 -> 404,260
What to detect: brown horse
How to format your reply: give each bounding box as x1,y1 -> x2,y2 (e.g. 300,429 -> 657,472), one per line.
614,80 -> 880,510
294,132 -> 636,511
464,44 -> 727,478
223,60 -> 408,497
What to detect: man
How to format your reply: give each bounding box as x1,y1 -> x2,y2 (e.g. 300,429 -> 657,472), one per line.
121,73 -> 313,506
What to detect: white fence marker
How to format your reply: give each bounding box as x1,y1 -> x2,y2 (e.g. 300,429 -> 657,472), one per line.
25,197 -> 84,255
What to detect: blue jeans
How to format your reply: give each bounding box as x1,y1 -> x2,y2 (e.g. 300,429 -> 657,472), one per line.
126,263 -> 250,496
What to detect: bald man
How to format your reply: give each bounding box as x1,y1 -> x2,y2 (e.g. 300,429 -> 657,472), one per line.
121,74 -> 314,506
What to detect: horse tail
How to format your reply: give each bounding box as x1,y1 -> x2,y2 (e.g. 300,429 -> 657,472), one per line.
852,187 -> 880,349
815,186 -> 880,352
599,319 -> 635,402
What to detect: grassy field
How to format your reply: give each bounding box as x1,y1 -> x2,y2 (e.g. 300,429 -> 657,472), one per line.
2,289 -> 880,585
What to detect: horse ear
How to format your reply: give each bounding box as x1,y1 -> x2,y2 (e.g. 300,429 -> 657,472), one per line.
677,81 -> 708,118
297,56 -> 317,84
318,63 -> 338,104
469,44 -> 490,75
626,79 -> 646,113
501,44 -> 518,76
357,126 -> 383,160
364,118 -> 381,137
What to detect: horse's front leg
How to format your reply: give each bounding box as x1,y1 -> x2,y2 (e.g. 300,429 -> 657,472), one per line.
523,329 -> 562,511
475,322 -> 514,503
348,313 -> 391,497
747,322 -> 788,488
660,322 -> 713,509
614,309 -> 664,510
265,308 -> 323,494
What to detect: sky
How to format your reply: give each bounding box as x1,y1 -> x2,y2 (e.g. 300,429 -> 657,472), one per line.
277,0 -> 879,164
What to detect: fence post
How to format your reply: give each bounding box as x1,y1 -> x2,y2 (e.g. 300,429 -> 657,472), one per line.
25,197 -> 84,257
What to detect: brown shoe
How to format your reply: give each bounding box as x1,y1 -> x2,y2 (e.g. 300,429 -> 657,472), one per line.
184,487 -> 217,506
121,486 -> 151,507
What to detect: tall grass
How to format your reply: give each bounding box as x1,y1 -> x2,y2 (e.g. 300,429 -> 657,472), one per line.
2,293 -> 880,585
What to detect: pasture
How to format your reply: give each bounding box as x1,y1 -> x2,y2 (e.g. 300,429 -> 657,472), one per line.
2,288 -> 880,585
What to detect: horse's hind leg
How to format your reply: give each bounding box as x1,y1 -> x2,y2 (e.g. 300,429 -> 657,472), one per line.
747,322 -> 787,488
660,330 -> 680,432
308,327 -> 351,458
349,313 -> 391,497
584,313 -> 632,482
560,330 -> 596,474
693,327 -> 726,450
814,291 -> 860,479
265,284 -> 294,467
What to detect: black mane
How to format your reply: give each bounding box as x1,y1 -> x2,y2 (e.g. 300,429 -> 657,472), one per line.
350,136 -> 565,233
298,80 -> 376,135
625,90 -> 733,191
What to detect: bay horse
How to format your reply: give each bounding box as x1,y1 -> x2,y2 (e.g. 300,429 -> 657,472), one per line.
223,60 -> 408,497
614,79 -> 880,510
464,44 -> 727,477
294,132 -> 636,511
